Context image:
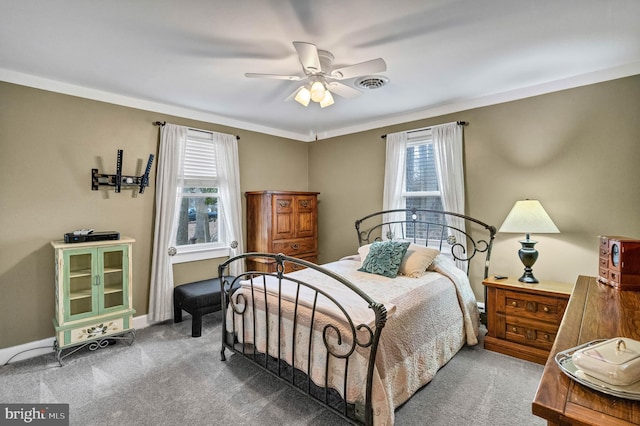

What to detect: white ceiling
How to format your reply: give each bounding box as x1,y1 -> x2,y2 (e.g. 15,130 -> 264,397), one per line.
2,0 -> 640,141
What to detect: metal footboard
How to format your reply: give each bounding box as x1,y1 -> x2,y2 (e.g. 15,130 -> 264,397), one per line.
218,253 -> 388,425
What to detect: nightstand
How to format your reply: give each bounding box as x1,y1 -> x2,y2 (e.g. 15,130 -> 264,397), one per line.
483,277 -> 573,365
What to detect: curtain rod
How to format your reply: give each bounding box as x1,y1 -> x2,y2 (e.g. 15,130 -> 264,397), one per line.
380,121 -> 467,139
153,121 -> 240,140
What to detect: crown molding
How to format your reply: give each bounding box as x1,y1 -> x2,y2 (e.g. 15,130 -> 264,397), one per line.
4,62 -> 640,143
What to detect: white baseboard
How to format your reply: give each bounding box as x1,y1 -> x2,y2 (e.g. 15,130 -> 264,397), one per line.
0,314 -> 152,366
0,337 -> 57,366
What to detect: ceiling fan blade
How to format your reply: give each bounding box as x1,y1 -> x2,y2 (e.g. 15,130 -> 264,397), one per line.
327,82 -> 362,99
245,73 -> 302,81
330,58 -> 387,80
293,41 -> 321,74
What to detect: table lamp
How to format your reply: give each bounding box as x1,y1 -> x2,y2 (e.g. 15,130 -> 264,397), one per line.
499,199 -> 560,283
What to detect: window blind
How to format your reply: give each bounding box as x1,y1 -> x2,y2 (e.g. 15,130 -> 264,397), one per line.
182,130 -> 218,186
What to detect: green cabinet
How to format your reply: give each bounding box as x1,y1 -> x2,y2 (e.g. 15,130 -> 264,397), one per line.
51,238 -> 136,355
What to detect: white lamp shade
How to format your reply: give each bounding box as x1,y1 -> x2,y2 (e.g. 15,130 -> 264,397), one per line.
310,81 -> 326,102
319,90 -> 334,108
499,199 -> 560,234
294,87 -> 311,107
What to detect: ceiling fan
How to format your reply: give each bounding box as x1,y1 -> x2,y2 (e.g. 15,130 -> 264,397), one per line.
245,41 -> 387,108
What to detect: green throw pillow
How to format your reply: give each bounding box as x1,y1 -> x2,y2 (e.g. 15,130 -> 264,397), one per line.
358,240 -> 411,278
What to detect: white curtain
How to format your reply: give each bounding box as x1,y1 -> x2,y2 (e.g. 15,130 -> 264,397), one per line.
432,122 -> 467,269
382,131 -> 407,240
213,133 -> 245,277
149,125 -> 244,322
149,124 -> 187,322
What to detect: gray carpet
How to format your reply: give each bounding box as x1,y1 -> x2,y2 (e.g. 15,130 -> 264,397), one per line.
0,313 -> 545,425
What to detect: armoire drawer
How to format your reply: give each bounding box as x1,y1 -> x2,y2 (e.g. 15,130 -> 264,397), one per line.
272,237 -> 316,256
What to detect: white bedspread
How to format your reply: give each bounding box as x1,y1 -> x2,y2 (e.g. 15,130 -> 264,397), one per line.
226,255 -> 479,425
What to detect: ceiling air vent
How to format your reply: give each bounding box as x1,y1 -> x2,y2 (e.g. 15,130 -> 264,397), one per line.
355,76 -> 389,90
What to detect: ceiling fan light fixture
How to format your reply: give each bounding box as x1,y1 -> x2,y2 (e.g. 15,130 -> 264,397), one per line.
319,90 -> 334,108
248,41 -> 385,109
294,87 -> 311,107
310,81 -> 326,103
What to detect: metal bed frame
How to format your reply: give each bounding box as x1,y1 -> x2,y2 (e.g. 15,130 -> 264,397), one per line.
218,209 -> 495,425
355,208 -> 496,278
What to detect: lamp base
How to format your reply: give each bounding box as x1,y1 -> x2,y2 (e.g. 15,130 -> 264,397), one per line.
518,270 -> 539,284
518,238 -> 540,284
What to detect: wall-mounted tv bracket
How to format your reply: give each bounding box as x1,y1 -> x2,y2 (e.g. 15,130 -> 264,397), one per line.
92,149 -> 154,194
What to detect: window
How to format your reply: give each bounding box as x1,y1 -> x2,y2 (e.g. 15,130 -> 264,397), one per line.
403,131 -> 445,240
383,123 -> 465,266
172,129 -> 226,262
150,123 -> 243,322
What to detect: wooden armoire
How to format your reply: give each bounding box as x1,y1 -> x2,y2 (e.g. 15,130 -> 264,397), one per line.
245,190 -> 319,272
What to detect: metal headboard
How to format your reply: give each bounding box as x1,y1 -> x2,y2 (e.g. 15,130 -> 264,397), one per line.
354,208 -> 496,279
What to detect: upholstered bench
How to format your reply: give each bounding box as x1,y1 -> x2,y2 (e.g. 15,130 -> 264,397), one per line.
173,276 -> 235,337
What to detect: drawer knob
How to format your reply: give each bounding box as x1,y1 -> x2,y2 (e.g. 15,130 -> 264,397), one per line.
291,243 -> 299,250
544,334 -> 550,340
543,306 -> 549,312
512,327 -> 517,332
511,301 -> 517,307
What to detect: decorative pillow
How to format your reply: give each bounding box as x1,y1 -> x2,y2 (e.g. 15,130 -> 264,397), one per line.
398,244 -> 440,278
357,244 -> 372,266
358,240 -> 410,278
357,240 -> 411,266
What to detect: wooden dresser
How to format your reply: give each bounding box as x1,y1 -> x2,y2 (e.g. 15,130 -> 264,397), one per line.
483,277 -> 573,365
533,276 -> 640,425
245,190 -> 319,272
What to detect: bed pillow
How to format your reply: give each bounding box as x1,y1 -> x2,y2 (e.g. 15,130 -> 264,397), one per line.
358,240 -> 410,278
398,244 -> 440,278
357,244 -> 372,266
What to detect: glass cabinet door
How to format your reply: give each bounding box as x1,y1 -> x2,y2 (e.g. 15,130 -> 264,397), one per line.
63,245 -> 129,321
65,249 -> 98,320
99,246 -> 128,312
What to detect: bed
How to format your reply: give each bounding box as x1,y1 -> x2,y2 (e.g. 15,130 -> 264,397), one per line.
218,209 -> 496,425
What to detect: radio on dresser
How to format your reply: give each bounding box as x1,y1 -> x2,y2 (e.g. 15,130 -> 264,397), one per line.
598,235 -> 640,290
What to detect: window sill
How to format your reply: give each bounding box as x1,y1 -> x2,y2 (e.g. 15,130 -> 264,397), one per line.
170,245 -> 230,264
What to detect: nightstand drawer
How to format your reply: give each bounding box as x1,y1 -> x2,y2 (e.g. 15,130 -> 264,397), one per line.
503,290 -> 563,324
504,318 -> 557,351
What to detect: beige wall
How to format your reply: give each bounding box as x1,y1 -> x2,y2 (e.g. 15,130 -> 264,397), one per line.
0,82 -> 309,348
310,75 -> 640,301
2,75 -> 639,349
